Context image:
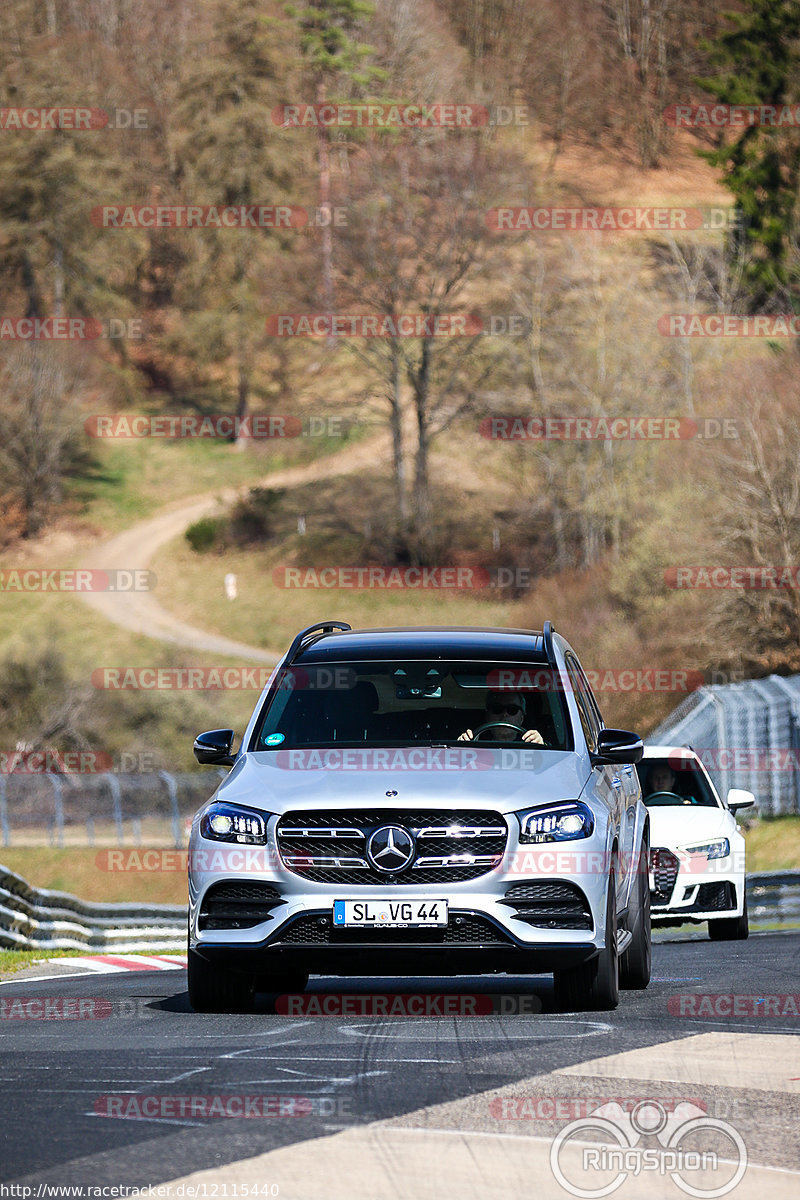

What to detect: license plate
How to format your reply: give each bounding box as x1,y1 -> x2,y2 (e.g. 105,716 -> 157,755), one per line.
333,899 -> 448,927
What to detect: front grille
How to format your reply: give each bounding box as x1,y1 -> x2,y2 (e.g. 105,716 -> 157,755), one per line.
696,881 -> 735,911
681,881 -> 736,913
276,808 -> 508,885
274,913 -> 514,947
650,847 -> 680,905
500,882 -> 592,930
199,881 -> 283,931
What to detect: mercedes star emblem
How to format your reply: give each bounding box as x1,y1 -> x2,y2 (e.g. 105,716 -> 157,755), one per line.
367,825 -> 415,873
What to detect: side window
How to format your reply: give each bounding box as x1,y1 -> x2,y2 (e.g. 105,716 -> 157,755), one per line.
565,655 -> 600,752
573,657 -> 604,730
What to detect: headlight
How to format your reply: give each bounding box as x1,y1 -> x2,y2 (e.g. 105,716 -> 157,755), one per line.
200,801 -> 268,845
682,838 -> 730,860
517,801 -> 594,844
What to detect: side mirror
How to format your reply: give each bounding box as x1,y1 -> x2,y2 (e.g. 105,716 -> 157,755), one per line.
592,729 -> 644,765
726,788 -> 755,813
193,729 -> 236,766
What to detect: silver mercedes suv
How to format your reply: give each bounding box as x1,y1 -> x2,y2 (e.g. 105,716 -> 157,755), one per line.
188,621 -> 650,1012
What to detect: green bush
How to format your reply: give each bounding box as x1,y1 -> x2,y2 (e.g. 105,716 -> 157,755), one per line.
185,516 -> 224,553
229,487 -> 284,545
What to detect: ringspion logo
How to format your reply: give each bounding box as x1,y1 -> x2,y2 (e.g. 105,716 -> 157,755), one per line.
550,1100 -> 747,1197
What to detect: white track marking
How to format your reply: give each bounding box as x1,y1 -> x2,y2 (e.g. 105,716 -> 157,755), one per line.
556,1030 -> 800,1093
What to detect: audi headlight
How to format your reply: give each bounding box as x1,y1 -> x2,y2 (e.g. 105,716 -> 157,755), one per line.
683,838 -> 730,860
200,801 -> 268,845
517,801 -> 594,844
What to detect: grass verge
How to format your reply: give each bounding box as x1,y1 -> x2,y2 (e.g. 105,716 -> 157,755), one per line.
0,948 -> 87,978
742,815 -> 800,872
0,848 -> 188,904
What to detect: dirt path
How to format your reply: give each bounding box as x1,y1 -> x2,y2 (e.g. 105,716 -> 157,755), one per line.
77,434 -> 392,663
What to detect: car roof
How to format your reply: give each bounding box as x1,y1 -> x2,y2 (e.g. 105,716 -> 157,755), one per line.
296,626 -> 552,664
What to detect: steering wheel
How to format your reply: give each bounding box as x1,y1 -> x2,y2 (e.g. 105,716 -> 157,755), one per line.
472,721 -> 527,740
645,790 -> 689,805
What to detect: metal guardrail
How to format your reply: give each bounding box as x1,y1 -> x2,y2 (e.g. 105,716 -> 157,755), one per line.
0,863 -> 186,953
1,865 -> 797,955
746,870 -> 800,925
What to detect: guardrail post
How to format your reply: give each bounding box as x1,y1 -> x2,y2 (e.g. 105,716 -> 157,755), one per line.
47,773 -> 64,848
708,691 -> 730,804
0,777 -> 9,846
104,773 -> 124,845
158,770 -> 181,848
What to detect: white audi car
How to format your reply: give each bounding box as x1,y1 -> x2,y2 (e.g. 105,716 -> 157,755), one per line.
640,746 -> 754,939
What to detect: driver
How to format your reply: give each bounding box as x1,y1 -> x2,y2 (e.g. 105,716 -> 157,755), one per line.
648,763 -> 677,794
457,690 -> 544,744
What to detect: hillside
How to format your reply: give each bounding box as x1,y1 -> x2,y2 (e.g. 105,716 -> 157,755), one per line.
2,0 -> 800,775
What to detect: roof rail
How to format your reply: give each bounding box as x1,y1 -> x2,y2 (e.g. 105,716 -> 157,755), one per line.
542,620 -> 557,669
284,620 -> 352,667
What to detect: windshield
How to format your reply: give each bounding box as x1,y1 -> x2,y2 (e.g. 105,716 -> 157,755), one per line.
253,660 -> 574,751
640,757 -> 720,808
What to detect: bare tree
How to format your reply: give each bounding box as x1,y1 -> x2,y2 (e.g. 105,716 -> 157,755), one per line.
705,363 -> 800,671
0,346 -> 85,537
334,134 -> 517,560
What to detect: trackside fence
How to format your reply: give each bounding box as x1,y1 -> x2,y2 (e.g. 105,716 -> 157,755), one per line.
650,674 -> 800,815
0,770 -> 226,848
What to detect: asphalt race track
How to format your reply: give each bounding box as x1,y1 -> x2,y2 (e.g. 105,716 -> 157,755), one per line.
1,933 -> 799,1199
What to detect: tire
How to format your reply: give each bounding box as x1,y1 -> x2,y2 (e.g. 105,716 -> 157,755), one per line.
255,966 -> 310,995
708,890 -> 749,941
619,840 -> 651,990
188,947 -> 256,1013
553,872 -> 619,1012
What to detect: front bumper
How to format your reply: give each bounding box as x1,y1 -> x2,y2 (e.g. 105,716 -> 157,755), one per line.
650,873 -> 743,926
188,827 -> 614,975
191,908 -> 599,976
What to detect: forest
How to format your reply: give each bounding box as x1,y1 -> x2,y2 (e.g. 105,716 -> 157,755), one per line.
2,0 -> 800,763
